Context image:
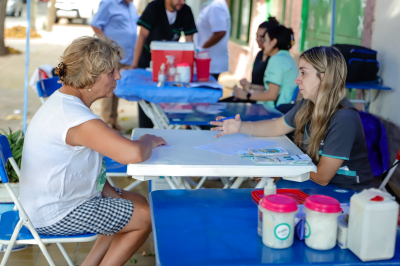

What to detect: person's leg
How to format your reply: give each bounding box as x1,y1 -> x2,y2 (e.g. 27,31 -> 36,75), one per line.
110,93 -> 120,130
101,63 -> 128,130
101,96 -> 114,127
138,103 -> 154,128
82,190 -> 152,266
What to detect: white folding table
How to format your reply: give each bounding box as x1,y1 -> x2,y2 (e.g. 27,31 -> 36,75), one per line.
128,129 -> 317,189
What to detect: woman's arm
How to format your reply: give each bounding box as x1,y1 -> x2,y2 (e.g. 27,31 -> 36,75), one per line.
210,115 -> 294,138
310,156 -> 343,186
130,26 -> 150,69
202,31 -> 226,48
234,83 -> 280,102
66,119 -> 166,164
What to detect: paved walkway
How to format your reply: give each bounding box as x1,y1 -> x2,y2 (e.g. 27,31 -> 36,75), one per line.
0,16 -> 138,133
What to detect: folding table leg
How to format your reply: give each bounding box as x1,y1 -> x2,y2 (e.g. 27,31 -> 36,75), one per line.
255,177 -> 272,188
220,177 -> 232,189
106,176 -> 115,187
195,176 -> 208,189
182,178 -> 192,189
172,176 -> 184,189
230,177 -> 246,189
124,180 -> 143,191
163,176 -> 178,189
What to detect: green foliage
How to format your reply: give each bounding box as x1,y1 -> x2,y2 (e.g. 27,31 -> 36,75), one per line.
0,128 -> 24,183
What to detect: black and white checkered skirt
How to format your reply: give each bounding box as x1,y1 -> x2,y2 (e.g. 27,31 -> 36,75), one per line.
35,188 -> 133,236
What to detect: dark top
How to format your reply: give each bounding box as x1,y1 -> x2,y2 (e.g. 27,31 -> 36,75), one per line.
284,98 -> 374,191
252,50 -> 269,86
137,0 -> 197,68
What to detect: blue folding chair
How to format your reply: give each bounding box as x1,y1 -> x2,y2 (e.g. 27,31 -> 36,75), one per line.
276,87 -> 299,114
36,76 -> 62,104
0,135 -> 98,266
36,77 -> 141,190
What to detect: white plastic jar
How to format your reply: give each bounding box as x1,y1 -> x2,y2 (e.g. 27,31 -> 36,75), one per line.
176,63 -> 191,83
259,194 -> 298,249
304,195 -> 342,250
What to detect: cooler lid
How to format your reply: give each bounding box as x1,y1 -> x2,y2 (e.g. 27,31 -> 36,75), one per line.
150,41 -> 195,51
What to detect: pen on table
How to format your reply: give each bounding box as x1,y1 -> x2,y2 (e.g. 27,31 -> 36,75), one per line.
208,116 -> 236,125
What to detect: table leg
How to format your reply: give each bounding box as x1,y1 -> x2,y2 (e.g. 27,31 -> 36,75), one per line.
163,176 -> 178,189
255,177 -> 272,188
195,176 -> 208,189
171,176 -> 184,189
220,177 -> 232,189
190,125 -> 202,130
182,178 -> 192,189
138,100 -> 163,129
123,180 -> 143,191
231,177 -> 246,189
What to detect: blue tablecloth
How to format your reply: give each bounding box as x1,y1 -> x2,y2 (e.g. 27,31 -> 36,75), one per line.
114,69 -> 222,103
160,102 -> 283,126
150,188 -> 400,266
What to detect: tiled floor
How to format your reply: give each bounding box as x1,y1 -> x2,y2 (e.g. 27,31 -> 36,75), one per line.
1,177 -> 156,266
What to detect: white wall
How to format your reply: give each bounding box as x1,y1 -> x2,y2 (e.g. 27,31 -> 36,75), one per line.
370,0 -> 400,126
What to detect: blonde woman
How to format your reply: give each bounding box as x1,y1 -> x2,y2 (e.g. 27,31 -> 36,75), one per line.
20,36 -> 166,266
211,46 -> 374,191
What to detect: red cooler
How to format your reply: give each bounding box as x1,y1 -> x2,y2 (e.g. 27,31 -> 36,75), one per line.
150,41 -> 195,82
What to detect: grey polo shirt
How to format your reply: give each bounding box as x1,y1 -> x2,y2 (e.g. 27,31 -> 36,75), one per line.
284,98 -> 374,191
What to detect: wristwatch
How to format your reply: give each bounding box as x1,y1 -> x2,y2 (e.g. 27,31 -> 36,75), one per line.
247,92 -> 252,101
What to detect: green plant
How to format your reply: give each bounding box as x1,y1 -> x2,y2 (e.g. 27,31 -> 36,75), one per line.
0,128 -> 24,183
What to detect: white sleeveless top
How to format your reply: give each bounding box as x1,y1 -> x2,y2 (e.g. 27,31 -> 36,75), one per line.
20,91 -> 106,228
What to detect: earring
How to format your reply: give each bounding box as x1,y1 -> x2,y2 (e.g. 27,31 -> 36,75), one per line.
88,89 -> 91,92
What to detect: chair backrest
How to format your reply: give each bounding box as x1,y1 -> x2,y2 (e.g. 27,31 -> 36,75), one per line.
36,77 -> 62,99
0,135 -> 12,183
359,111 -> 390,176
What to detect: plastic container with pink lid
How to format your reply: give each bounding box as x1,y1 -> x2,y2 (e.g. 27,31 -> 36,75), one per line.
304,195 -> 342,250
259,194 -> 298,249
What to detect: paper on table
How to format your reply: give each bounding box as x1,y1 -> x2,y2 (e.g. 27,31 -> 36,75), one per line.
194,136 -> 277,156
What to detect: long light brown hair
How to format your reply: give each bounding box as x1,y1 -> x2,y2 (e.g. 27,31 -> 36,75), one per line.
294,46 -> 347,162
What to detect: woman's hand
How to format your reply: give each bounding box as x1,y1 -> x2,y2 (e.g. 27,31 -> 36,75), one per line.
240,79 -> 251,92
210,114 -> 242,138
138,134 -> 167,149
234,86 -> 248,100
239,78 -> 249,87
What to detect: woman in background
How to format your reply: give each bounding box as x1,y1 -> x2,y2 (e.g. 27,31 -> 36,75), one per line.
233,25 -> 298,109
221,17 -> 279,103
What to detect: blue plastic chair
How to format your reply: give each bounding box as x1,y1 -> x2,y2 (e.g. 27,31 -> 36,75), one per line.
0,135 -> 98,266
276,87 -> 299,114
36,76 -> 62,104
36,77 -> 141,190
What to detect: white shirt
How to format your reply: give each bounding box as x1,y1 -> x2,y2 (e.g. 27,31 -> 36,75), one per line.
166,10 -> 177,25
194,0 -> 231,74
20,91 -> 105,228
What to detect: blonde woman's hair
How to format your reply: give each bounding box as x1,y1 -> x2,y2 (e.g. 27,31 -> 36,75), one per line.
56,36 -> 123,89
294,46 -> 347,162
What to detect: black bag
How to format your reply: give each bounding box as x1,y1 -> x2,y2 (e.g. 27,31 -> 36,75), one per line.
333,44 -> 379,83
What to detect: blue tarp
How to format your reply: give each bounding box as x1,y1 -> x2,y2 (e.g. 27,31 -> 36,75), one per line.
114,69 -> 222,103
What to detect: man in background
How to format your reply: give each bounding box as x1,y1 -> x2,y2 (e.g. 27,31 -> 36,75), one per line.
128,0 -> 197,128
91,0 -> 139,131
195,0 -> 230,81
